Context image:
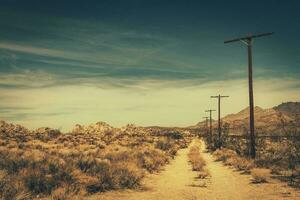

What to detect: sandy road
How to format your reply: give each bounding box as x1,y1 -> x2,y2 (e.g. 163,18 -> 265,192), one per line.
88,140 -> 300,200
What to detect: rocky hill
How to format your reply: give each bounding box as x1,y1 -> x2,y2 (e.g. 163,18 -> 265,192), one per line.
195,102 -> 300,134
273,102 -> 300,118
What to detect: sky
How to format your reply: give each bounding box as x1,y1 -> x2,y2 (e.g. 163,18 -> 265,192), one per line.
0,0 -> 299,131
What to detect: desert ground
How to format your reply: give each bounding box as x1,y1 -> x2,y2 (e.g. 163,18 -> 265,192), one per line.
89,140 -> 300,200
0,103 -> 299,200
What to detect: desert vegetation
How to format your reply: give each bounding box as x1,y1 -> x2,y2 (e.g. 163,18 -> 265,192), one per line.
188,141 -> 209,179
209,125 -> 300,187
0,121 -> 190,199
213,148 -> 255,173
251,168 -> 271,183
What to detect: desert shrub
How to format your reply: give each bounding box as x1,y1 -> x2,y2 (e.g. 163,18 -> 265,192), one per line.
104,150 -> 133,163
155,137 -> 173,151
84,161 -> 143,193
77,157 -> 99,173
188,145 -> 206,172
155,137 -> 179,157
135,147 -> 169,172
7,155 -> 75,195
214,148 -> 255,172
76,154 -> 144,193
77,157 -> 111,176
111,162 -> 144,189
51,187 -> 72,200
0,121 -> 188,198
290,167 -> 300,187
0,148 -> 30,174
50,185 -> 83,200
222,137 -> 249,156
164,131 -> 183,139
256,139 -> 300,172
23,169 -> 59,194
46,158 -> 74,183
213,148 -> 237,162
34,128 -> 62,142
256,141 -> 288,168
0,171 -> 31,200
251,168 -> 270,183
234,157 -> 255,172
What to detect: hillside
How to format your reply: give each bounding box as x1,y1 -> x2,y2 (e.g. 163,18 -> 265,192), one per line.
195,102 -> 300,134
273,102 -> 300,118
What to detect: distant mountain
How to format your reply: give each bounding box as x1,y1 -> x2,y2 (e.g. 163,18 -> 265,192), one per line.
194,102 -> 300,134
273,102 -> 300,118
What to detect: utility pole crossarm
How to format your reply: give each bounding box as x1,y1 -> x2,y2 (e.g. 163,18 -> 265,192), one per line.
211,96 -> 229,98
224,32 -> 274,44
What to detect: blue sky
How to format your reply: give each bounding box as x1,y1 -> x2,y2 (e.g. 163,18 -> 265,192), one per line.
0,0 -> 299,130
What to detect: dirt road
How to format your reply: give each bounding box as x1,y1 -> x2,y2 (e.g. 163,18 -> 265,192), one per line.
88,140 -> 300,200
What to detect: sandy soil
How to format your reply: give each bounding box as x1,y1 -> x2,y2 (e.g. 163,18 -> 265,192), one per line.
87,140 -> 300,200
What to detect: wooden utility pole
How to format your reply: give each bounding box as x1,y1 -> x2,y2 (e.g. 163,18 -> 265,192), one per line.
211,95 -> 229,148
205,109 -> 216,145
203,116 -> 209,141
224,32 -> 274,158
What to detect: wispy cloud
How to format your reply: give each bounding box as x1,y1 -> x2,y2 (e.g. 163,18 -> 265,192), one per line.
0,76 -> 299,131
0,69 -> 58,89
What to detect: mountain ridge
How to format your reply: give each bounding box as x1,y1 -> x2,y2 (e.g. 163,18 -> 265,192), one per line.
195,102 -> 300,133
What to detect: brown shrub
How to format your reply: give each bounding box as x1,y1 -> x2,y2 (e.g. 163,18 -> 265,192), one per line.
213,148 -> 255,173
111,162 -> 144,189
251,168 -> 270,183
135,147 -> 169,172
188,145 -> 206,172
51,185 -> 83,200
0,170 -> 31,200
0,121 -> 187,198
213,148 -> 237,162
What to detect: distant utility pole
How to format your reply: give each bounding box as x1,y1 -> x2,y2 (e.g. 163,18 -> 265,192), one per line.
202,116 -> 209,141
224,32 -> 274,158
205,109 -> 216,145
211,95 -> 229,148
